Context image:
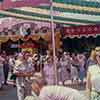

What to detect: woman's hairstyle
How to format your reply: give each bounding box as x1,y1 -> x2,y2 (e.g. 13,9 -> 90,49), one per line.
90,49 -> 96,60
91,47 -> 100,62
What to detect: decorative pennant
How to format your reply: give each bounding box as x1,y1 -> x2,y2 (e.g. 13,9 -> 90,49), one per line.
64,24 -> 100,38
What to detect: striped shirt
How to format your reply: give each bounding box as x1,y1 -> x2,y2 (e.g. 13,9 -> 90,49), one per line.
39,86 -> 88,100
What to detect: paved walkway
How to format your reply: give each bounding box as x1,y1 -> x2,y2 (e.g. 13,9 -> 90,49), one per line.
0,85 -> 17,100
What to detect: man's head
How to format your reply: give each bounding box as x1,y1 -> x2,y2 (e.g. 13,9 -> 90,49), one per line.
23,51 -> 30,60
17,53 -> 23,61
31,76 -> 46,96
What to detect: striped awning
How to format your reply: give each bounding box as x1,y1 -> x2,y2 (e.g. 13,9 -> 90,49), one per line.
0,0 -> 100,26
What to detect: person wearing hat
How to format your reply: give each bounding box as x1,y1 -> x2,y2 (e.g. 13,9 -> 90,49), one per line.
86,47 -> 100,100
14,53 -> 34,100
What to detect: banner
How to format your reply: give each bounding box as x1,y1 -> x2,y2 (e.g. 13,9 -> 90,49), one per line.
0,0 -> 50,10
64,24 -> 100,38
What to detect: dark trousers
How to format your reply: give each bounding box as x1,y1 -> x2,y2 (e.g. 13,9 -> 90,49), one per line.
3,64 -> 9,84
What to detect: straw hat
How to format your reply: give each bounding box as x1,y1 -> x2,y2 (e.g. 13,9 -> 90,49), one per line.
63,52 -> 67,55
33,54 -> 38,58
15,60 -> 22,68
95,47 -> 100,51
95,47 -> 100,55
32,54 -> 38,61
43,55 -> 51,63
30,72 -> 43,81
34,72 -> 42,78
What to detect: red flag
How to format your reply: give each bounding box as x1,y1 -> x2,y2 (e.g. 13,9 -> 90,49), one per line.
0,0 -> 50,10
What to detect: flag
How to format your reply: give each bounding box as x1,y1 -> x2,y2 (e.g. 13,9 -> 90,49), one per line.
0,0 -> 50,10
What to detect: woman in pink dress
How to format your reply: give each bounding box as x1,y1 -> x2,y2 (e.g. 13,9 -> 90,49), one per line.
43,57 -> 55,85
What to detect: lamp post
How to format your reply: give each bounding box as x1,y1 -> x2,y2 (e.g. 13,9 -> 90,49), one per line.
50,0 -> 58,85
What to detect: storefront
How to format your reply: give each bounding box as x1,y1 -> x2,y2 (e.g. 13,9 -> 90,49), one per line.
0,32 -> 61,54
62,24 -> 100,53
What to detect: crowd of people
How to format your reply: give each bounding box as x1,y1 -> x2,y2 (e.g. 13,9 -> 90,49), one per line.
0,48 -> 99,100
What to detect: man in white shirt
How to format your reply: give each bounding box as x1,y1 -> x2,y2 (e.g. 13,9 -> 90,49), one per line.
24,77 -> 88,100
14,53 -> 34,100
39,86 -> 87,100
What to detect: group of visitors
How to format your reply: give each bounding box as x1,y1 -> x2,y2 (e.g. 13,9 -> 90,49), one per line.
0,47 -> 100,100
25,76 -> 88,100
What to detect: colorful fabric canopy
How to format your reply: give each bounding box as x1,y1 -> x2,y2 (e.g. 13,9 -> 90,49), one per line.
0,0 -> 100,26
0,0 -> 50,10
64,24 -> 100,38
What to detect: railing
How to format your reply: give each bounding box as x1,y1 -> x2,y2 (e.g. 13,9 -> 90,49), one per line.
65,82 -> 86,90
59,80 -> 86,90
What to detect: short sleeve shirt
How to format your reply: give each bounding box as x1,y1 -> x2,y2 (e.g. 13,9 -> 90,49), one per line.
39,86 -> 87,100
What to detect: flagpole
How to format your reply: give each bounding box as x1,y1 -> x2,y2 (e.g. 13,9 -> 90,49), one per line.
50,0 -> 58,85
18,39 -> 20,53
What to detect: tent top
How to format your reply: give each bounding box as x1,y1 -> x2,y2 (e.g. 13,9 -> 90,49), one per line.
0,0 -> 100,26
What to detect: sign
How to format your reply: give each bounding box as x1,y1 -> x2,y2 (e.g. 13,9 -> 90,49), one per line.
10,44 -> 18,48
64,24 -> 100,38
0,0 -> 50,10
